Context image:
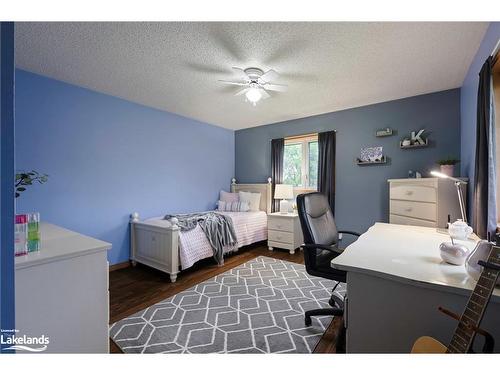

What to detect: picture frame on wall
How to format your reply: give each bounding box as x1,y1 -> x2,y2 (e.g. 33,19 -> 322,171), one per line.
360,146 -> 383,162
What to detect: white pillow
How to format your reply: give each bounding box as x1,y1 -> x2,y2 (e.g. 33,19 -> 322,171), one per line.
238,191 -> 261,212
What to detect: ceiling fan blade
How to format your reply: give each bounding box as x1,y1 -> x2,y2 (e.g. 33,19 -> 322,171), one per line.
260,69 -> 279,83
232,67 -> 250,80
235,88 -> 250,96
260,89 -> 271,100
263,83 -> 288,92
218,80 -> 248,86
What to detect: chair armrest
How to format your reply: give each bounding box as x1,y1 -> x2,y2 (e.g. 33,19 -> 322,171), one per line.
338,230 -> 361,237
302,243 -> 343,255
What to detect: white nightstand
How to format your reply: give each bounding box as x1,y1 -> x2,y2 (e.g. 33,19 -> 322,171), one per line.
267,212 -> 304,255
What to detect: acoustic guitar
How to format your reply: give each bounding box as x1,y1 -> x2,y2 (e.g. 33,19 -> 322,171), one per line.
411,244 -> 500,354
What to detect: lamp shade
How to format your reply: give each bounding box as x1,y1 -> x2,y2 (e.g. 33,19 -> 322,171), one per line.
274,184 -> 294,200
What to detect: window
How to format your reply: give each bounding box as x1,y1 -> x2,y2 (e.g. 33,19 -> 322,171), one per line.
283,134 -> 318,190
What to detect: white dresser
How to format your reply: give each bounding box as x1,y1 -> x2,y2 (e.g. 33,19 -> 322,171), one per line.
15,223 -> 111,353
267,212 -> 303,254
388,178 -> 467,228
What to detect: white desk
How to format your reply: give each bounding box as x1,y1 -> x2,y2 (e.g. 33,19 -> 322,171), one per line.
15,223 -> 111,353
331,222 -> 500,353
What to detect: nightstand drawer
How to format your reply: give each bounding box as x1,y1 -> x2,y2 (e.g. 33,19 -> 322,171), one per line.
268,216 -> 294,232
268,230 -> 294,244
268,240 -> 294,251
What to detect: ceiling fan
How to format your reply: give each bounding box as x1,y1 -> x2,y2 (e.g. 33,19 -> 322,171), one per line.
218,67 -> 288,106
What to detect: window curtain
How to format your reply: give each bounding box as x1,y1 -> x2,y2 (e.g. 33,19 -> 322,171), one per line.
473,56 -> 497,240
318,131 -> 336,213
271,138 -> 285,213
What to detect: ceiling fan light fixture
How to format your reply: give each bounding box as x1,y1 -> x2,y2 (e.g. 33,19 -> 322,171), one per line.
245,87 -> 262,105
219,67 -> 287,106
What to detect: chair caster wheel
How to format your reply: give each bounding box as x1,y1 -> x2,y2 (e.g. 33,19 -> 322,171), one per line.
305,316 -> 312,326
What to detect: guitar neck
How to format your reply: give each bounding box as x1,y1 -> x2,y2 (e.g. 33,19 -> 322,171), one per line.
447,245 -> 500,353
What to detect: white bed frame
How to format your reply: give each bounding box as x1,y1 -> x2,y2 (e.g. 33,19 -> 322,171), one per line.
130,178 -> 272,282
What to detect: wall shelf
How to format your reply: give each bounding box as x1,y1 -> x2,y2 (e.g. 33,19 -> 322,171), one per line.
356,156 -> 387,166
376,128 -> 394,137
400,139 -> 428,149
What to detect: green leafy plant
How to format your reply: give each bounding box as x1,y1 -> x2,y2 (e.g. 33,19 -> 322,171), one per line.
15,170 -> 48,198
436,158 -> 460,166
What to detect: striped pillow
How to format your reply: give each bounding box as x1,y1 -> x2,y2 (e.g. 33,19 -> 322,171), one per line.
217,200 -> 250,212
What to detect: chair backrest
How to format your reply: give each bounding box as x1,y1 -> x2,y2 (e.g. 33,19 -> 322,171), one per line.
297,192 -> 339,246
297,192 -> 340,275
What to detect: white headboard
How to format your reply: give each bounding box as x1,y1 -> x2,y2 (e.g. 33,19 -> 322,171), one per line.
230,178 -> 272,214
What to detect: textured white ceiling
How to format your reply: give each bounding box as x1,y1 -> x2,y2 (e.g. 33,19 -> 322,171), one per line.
15,22 -> 488,130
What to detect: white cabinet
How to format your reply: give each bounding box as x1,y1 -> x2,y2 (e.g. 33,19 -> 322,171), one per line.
15,223 -> 111,353
388,178 -> 467,228
267,213 -> 303,255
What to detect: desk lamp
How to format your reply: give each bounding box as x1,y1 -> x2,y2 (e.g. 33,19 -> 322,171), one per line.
430,171 -> 468,224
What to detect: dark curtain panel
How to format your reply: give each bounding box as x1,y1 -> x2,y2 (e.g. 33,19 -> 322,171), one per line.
271,138 -> 285,212
472,56 -> 492,239
318,131 -> 336,213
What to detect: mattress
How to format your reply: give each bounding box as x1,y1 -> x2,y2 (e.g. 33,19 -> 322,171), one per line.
144,211 -> 267,270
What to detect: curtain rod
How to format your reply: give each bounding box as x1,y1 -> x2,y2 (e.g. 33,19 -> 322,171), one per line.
269,130 -> 337,142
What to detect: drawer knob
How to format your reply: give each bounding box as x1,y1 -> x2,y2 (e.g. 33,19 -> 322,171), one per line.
405,191 -> 413,195
405,208 -> 412,212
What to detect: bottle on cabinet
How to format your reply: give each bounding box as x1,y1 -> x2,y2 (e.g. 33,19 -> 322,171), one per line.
27,212 -> 41,252
14,212 -> 41,256
15,214 -> 28,256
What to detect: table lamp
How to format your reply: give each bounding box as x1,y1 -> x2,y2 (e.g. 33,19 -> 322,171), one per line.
274,184 -> 294,214
430,170 -> 468,223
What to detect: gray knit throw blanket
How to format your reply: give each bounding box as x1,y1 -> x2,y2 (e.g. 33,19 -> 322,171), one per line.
163,211 -> 237,265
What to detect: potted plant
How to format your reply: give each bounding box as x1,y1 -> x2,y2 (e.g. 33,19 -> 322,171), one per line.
436,158 -> 460,177
15,170 -> 48,198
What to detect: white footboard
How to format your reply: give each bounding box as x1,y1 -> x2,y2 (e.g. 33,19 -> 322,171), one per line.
130,213 -> 180,282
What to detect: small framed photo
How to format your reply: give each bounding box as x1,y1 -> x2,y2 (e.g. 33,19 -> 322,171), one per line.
360,146 -> 383,162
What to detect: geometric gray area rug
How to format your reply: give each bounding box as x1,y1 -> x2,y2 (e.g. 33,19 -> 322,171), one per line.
110,256 -> 346,353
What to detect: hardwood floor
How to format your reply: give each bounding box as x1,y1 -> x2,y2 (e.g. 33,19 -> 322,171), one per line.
109,243 -> 343,354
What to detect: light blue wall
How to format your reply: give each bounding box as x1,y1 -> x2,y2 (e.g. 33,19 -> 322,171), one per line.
15,70 -> 235,265
0,22 -> 16,343
235,89 -> 461,235
460,22 -> 500,219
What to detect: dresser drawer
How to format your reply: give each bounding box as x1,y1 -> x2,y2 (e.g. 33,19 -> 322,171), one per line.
268,216 -> 294,232
390,214 -> 436,228
390,184 -> 437,203
390,200 -> 437,222
268,229 -> 294,244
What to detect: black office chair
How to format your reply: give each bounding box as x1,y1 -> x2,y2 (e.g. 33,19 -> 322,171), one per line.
296,192 -> 360,329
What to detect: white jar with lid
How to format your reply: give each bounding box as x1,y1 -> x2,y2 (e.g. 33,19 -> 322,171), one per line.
448,219 -> 473,240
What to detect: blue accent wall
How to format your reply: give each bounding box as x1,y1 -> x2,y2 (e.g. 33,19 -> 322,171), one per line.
235,89 -> 461,235
0,22 -> 16,344
15,70 -> 235,265
460,22 -> 500,219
